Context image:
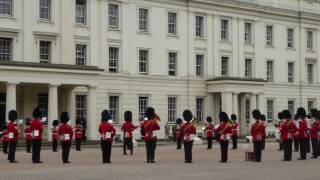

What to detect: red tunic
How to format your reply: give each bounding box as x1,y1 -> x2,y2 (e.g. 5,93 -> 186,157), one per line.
176,124 -> 183,139
182,123 -> 197,142
280,120 -> 298,141
1,129 -> 9,142
99,122 -> 116,142
215,122 -> 232,142
59,123 -> 73,143
231,122 -> 238,136
142,118 -> 160,141
7,122 -> 19,142
310,120 -> 320,139
121,122 -> 137,139
24,125 -> 32,140
251,121 -> 265,142
74,125 -> 83,139
51,127 -> 59,141
30,119 -> 43,140
205,124 -> 214,138
298,119 -> 308,139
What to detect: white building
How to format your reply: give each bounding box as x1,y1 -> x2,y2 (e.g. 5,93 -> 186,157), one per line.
0,0 -> 320,140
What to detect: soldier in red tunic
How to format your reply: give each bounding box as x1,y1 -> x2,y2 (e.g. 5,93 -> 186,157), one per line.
204,116 -> 214,149
51,120 -> 59,152
293,114 -> 300,152
142,107 -> 160,163
275,112 -> 284,151
59,112 -> 73,163
99,110 -> 116,163
175,118 -> 183,150
230,114 -> 238,150
121,111 -> 138,155
280,110 -> 298,161
74,118 -> 83,151
7,110 -> 19,163
260,114 -> 267,150
182,110 -> 197,163
310,109 -> 319,158
30,107 -> 44,163
215,112 -> 232,163
296,107 -> 308,160
1,124 -> 9,154
24,118 -> 32,153
250,109 -> 265,162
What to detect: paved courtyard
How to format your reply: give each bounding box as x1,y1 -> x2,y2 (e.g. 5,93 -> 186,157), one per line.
0,143 -> 319,180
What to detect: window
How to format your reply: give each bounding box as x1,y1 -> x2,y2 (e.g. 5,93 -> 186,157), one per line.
221,19 -> 229,41
76,0 -> 86,25
244,22 -> 252,43
39,41 -> 51,64
196,54 -> 204,77
245,99 -> 250,123
307,63 -> 314,84
75,44 -> 87,66
288,62 -> 294,83
138,96 -> 148,121
168,97 -> 177,123
139,49 -> 148,74
221,56 -> 229,76
168,12 -> 177,35
0,0 -> 12,16
287,28 -> 294,48
0,37 -> 12,61
266,25 -> 273,46
266,61 -> 273,82
75,95 -> 87,121
196,97 -> 204,123
307,31 -> 313,50
108,4 -> 118,29
308,100 -> 315,113
138,8 -> 149,32
168,52 -> 177,76
195,16 -> 204,38
39,0 -> 51,20
245,58 -> 252,78
109,96 -> 119,123
288,100 -> 295,116
109,47 -> 119,73
267,99 -> 274,123
38,94 -> 48,119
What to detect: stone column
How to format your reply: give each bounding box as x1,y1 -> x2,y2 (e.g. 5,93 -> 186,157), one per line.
6,82 -> 18,121
221,92 -> 233,116
207,93 -> 214,118
250,93 -> 257,123
232,92 -> 239,118
87,86 -> 97,140
257,93 -> 265,115
48,84 -> 59,141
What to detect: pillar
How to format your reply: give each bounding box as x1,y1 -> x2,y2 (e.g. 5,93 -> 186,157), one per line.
232,92 -> 239,118
6,82 -> 18,121
48,84 -> 59,141
221,92 -> 233,116
87,86 -> 97,140
257,93 -> 265,115
250,93 -> 257,123
207,93 -> 214,118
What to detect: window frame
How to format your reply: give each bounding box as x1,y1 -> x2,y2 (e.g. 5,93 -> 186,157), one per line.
266,25 -> 273,46
138,8 -> 149,33
288,100 -> 295,116
307,30 -> 314,50
39,0 -> 51,21
288,62 -> 294,83
287,28 -> 294,48
108,3 -> 119,29
168,96 -> 177,124
109,95 -> 120,124
220,19 -> 229,41
75,0 -> 87,25
167,11 -> 177,36
244,22 -> 252,44
138,96 -> 149,121
196,97 -> 205,124
109,46 -> 119,73
0,0 -> 13,17
0,37 -> 12,61
195,15 -> 204,38
221,56 -> 229,76
75,44 -> 87,66
168,51 -> 177,76
195,54 -> 204,77
266,99 -> 275,123
138,48 -> 149,74
266,60 -> 274,82
39,40 -> 51,64
75,94 -> 87,122
245,58 -> 253,78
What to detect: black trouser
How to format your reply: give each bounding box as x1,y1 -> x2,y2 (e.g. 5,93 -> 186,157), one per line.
293,137 -> 299,152
299,138 -> 308,159
75,139 -> 81,151
176,138 -> 182,149
184,141 -> 193,162
145,140 -> 156,162
2,141 -> 8,154
52,139 -> 58,152
261,139 -> 266,150
61,141 -> 71,163
219,141 -> 229,162
232,135 -> 237,149
26,140 -> 31,153
207,137 -> 213,149
32,140 -> 42,163
101,140 -> 112,163
123,138 -> 133,155
8,141 -> 17,162
279,141 -> 284,150
311,138 -> 318,157
253,141 -> 262,162
307,138 -> 311,153
283,139 -> 293,161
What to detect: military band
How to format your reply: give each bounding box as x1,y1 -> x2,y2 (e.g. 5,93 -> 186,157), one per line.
230,114 -> 238,150
51,120 -> 59,152
182,110 -> 196,163
59,112 -> 73,163
175,118 -> 183,150
30,107 -> 44,163
7,110 -> 19,163
24,118 -> 32,153
74,118 -> 83,151
204,116 -> 214,150
121,111 -> 138,155
99,110 -> 116,163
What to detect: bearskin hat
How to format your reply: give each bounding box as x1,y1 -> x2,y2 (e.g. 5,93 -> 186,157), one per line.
294,114 -> 298,120
76,117 -> 82,125
278,112 -> 284,120
32,107 -> 41,118
206,116 -> 212,123
252,109 -> 261,120
231,114 -> 237,121
101,110 -> 111,122
307,114 -> 312,120
176,118 -> 182,124
8,110 -> 17,122
25,118 -> 31,126
310,109 -> 319,119
183,110 -> 193,122
60,112 -> 69,124
261,114 -> 266,121
145,107 -> 156,120
124,111 -> 132,122
296,107 -> 306,119
219,112 -> 229,123
282,110 -> 292,119
52,119 -> 59,126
